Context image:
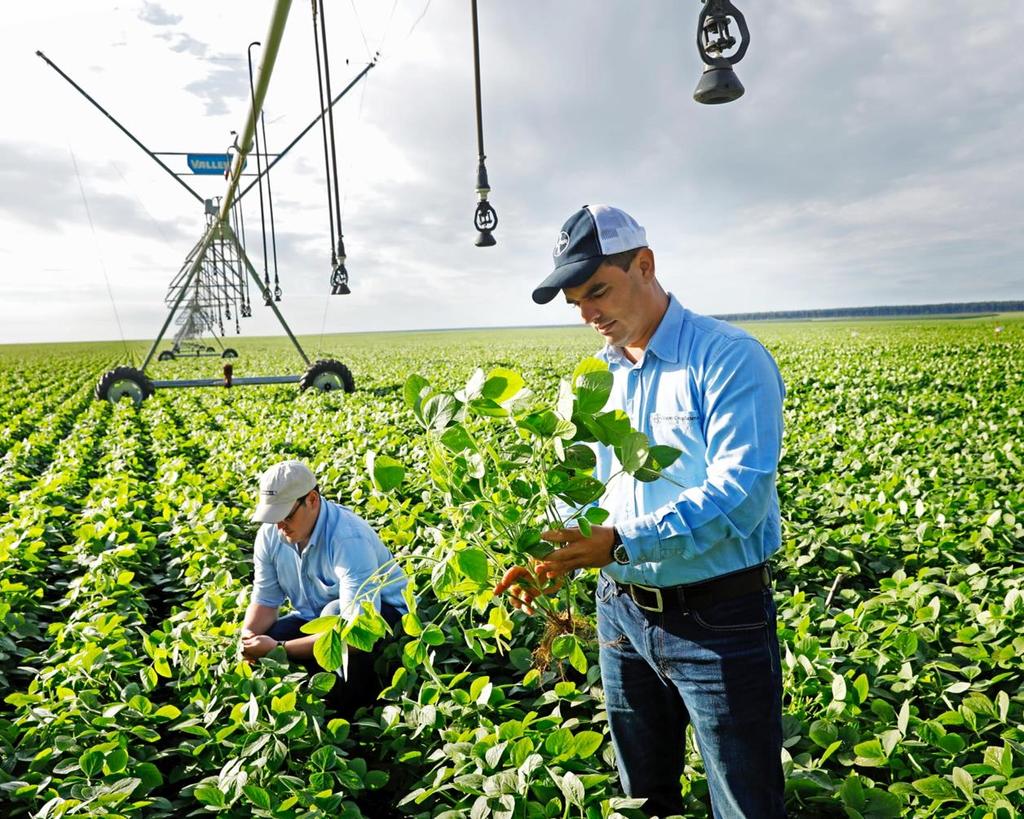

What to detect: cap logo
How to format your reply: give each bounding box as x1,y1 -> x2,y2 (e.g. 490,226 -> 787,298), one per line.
553,231 -> 570,257
261,490 -> 277,496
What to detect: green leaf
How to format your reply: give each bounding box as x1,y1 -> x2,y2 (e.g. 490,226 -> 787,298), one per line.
560,771 -> 585,807
440,424 -> 476,453
840,774 -> 865,810
309,672 -> 336,694
482,368 -> 525,404
587,409 -> 631,446
574,370 -> 613,415
853,673 -> 869,703
552,475 -> 604,506
897,699 -> 911,735
616,431 -> 650,474
863,787 -> 903,818
551,635 -> 577,660
341,608 -> 388,652
421,625 -> 445,646
455,549 -> 489,585
561,444 -> 597,470
365,769 -> 390,789
468,397 -> 509,418
832,674 -> 848,703
243,785 -> 272,810
996,689 -> 1010,722
853,739 -> 887,766
544,728 -> 572,757
134,762 -> 163,792
519,410 -> 576,440
515,528 -> 545,558
314,629 -> 344,672
572,357 -> 608,385
461,367 -> 486,400
634,444 -> 683,482
403,374 -> 430,413
568,642 -> 587,675
556,378 -> 575,420
936,733 -> 965,754
104,747 -> 128,774
912,775 -> 956,801
809,719 -> 838,749
573,731 -> 603,759
79,749 -> 104,778
952,767 -> 973,798
300,615 -> 339,635
370,453 -> 405,492
422,393 -> 459,431
194,784 -> 227,808
402,612 -> 423,636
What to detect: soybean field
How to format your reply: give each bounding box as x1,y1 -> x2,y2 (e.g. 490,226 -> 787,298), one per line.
1,317 -> 1022,818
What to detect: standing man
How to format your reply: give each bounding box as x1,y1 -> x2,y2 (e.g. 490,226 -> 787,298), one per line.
496,205 -> 787,817
240,459 -> 408,713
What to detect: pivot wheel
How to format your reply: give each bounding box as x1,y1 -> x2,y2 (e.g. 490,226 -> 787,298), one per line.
300,359 -> 355,393
157,350 -> 175,361
221,348 -> 238,359
95,366 -> 154,407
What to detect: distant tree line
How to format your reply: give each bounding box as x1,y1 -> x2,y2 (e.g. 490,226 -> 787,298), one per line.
714,301 -> 1024,322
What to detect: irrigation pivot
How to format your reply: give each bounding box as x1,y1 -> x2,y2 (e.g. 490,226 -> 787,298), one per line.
39,0 -> 366,405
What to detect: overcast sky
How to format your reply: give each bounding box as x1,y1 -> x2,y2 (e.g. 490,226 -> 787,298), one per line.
1,1 -> 1021,344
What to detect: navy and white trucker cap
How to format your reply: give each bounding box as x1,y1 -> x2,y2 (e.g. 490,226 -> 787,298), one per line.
531,205 -> 648,304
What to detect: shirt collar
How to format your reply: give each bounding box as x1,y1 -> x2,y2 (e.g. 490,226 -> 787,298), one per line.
604,293 -> 684,367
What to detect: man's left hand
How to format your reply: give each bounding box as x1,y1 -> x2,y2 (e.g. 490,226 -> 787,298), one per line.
240,634 -> 279,660
534,525 -> 615,583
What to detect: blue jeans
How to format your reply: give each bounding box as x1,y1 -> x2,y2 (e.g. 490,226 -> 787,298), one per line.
596,573 -> 785,818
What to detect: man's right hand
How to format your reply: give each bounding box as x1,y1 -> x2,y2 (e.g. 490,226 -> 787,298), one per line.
239,628 -> 260,663
493,565 -> 562,615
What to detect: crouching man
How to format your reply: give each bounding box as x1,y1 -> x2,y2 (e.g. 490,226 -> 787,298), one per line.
239,459 -> 408,713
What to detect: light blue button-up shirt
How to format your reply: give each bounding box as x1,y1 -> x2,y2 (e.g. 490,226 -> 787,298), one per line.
251,498 -> 408,620
597,294 -> 786,587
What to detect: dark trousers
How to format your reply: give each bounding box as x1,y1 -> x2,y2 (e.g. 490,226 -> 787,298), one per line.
596,573 -> 786,818
266,602 -> 402,718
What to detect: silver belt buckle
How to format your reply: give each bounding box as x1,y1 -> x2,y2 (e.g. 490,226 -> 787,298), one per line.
630,583 -> 663,613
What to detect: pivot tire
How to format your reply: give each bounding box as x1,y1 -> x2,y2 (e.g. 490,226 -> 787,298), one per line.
157,350 -> 175,361
95,366 -> 154,407
300,359 -> 355,393
222,348 -> 238,359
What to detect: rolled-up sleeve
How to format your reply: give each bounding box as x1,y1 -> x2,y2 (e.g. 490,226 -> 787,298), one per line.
250,528 -> 285,608
617,338 -> 785,563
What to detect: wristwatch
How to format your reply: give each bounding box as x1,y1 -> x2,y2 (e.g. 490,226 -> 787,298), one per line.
611,528 -> 630,565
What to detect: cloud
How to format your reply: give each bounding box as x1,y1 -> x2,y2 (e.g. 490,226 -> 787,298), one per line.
1,0 -> 1021,344
0,141 -> 191,242
159,31 -> 208,58
138,2 -> 182,27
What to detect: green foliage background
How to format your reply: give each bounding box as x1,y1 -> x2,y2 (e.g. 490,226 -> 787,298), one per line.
0,316 -> 1022,818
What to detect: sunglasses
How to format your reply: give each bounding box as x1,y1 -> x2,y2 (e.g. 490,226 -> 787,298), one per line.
281,492 -> 310,523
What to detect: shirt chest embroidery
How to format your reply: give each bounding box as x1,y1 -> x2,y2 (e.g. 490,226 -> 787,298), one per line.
650,411 -> 699,424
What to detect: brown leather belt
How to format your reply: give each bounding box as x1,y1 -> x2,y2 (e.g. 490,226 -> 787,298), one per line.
609,563 -> 772,613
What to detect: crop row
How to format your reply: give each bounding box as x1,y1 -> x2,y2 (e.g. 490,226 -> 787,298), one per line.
1,319 -> 1022,817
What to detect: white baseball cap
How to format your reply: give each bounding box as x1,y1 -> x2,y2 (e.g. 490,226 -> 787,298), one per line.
251,460 -> 317,523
